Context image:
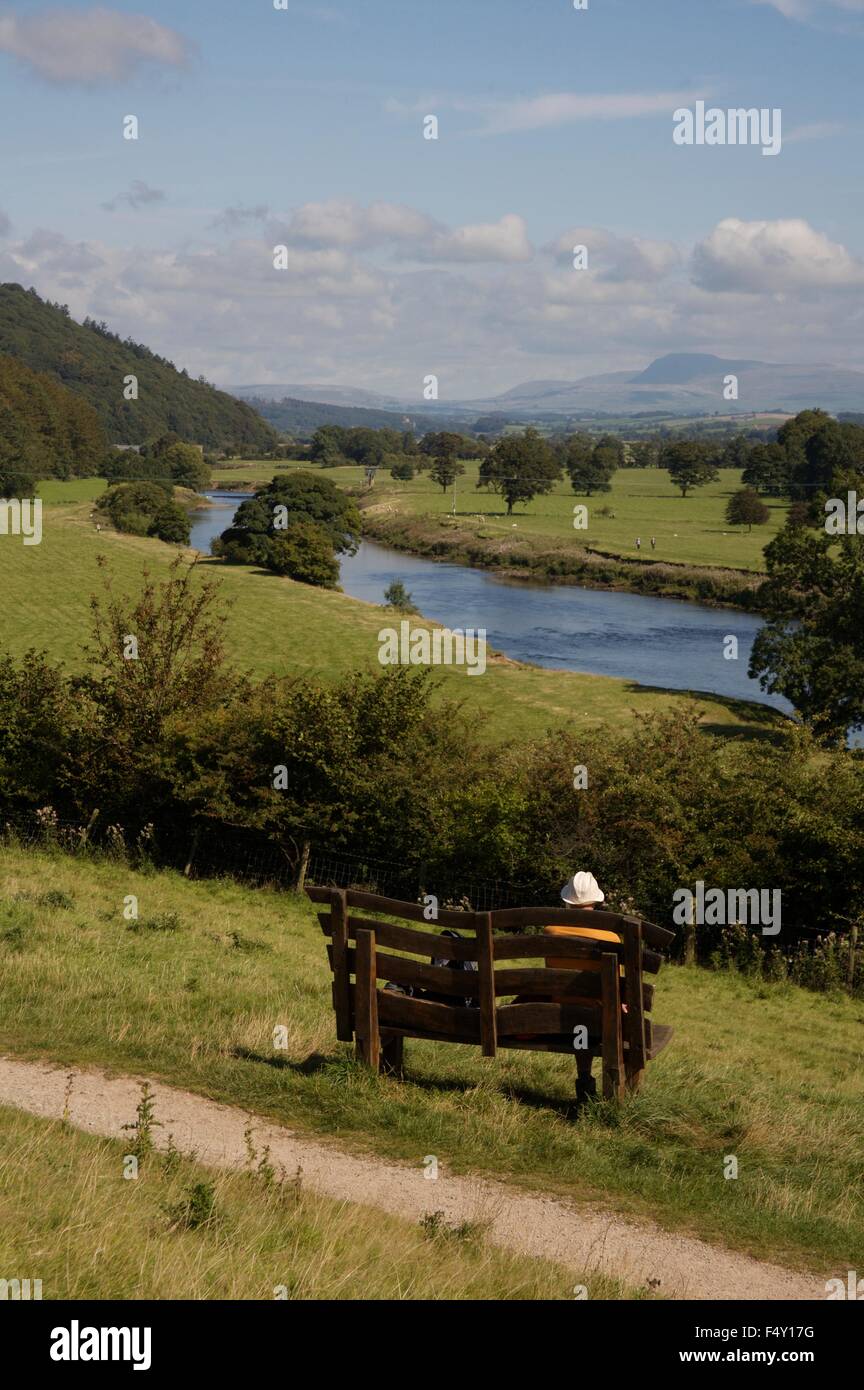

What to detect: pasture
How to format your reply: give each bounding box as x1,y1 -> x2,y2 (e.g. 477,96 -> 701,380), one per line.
0,846 -> 861,1277
0,491 -> 779,743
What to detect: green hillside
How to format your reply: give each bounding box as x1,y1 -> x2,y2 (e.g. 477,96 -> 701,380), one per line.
0,283 -> 277,452
0,352 -> 105,478
247,394 -> 440,438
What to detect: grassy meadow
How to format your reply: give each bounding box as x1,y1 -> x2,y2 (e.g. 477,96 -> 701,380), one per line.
0,1104 -> 633,1300
0,487 -> 781,742
1,846 -> 862,1278
209,461 -> 788,573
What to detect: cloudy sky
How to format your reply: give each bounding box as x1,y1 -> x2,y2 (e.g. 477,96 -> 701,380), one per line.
0,0 -> 862,398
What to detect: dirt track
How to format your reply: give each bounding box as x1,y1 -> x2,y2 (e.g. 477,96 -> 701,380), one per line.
0,1055 -> 830,1301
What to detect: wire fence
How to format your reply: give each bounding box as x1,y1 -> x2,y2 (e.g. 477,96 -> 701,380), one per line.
0,809 -> 532,913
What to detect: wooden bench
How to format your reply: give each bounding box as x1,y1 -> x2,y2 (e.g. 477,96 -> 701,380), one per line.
307,887 -> 675,1100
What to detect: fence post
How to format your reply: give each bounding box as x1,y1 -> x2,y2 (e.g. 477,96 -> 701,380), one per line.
848,919 -> 859,993
684,896 -> 696,967
183,829 -> 200,879
295,841 -> 311,893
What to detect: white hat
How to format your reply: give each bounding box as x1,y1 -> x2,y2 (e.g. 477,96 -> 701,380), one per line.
561,871 -> 605,906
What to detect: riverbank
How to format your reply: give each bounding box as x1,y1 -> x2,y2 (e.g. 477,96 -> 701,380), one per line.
3,493 -> 784,745
360,503 -> 766,612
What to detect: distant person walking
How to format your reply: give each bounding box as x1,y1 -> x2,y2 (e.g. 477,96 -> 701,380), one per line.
635,536 -> 641,551
651,536 -> 656,550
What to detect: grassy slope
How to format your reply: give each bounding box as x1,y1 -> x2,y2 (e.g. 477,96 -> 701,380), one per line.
0,1106 -> 634,1300
210,462 -> 787,573
1,848 -> 861,1276
0,490 -> 779,742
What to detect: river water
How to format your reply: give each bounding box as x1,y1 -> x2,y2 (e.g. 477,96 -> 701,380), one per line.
190,491 -> 792,717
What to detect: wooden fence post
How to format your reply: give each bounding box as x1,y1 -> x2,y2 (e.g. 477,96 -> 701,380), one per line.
183,829 -> 199,878
684,896 -> 696,967
295,841 -> 311,893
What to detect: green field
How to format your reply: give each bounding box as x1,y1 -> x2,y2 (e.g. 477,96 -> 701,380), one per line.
1,847 -> 861,1275
0,490 -> 781,743
211,462 -> 787,573
1,1104 -> 627,1300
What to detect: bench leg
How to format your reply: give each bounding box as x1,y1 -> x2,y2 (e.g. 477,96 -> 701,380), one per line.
601,954 -> 625,1101
625,1064 -> 645,1094
379,1033 -> 404,1079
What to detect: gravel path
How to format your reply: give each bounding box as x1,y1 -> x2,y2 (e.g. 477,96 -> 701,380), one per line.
0,1056 -> 829,1301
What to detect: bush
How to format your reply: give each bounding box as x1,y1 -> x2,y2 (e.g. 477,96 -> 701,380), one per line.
266,521 -> 340,587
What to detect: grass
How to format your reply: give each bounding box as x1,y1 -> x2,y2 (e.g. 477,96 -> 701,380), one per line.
0,1105 -> 636,1300
208,462 -> 787,573
0,487 -> 781,743
1,846 -> 862,1277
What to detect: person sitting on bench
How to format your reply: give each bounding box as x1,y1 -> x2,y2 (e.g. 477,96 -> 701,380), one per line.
547,872 -> 623,1101
513,870 -> 622,1100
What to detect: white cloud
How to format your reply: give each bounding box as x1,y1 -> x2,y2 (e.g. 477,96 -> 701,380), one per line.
0,6 -> 192,84
407,214 -> 533,264
101,180 -> 165,212
692,217 -> 864,292
281,200 -> 441,249
546,228 -> 680,282
479,89 -> 707,135
1,211 -> 863,394
277,201 -> 532,263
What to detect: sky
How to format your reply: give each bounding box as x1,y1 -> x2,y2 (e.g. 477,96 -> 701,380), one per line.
0,0 -> 862,398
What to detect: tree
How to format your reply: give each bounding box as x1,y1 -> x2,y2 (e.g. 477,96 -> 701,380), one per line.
390,459 -> 415,481
213,471 -> 360,581
430,454 -> 464,492
97,481 -> 173,536
266,520 -> 340,588
0,464 -> 37,499
726,487 -> 769,532
310,426 -> 346,467
719,434 -> 752,470
163,442 -> 210,490
749,529 -> 864,744
742,443 -> 788,496
148,501 -> 191,545
661,440 -> 719,497
478,428 -> 561,514
566,437 -> 618,495
383,580 -> 418,613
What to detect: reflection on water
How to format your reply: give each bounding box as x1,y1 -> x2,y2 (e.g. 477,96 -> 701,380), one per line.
190,493 -> 799,723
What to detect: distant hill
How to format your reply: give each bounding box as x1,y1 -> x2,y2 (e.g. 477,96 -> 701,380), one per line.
0,284 -> 278,451
231,383 -> 405,410
245,395 -> 445,439
457,353 -> 864,416
266,352 -> 864,421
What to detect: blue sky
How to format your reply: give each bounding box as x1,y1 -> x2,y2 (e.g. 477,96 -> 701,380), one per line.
0,0 -> 862,396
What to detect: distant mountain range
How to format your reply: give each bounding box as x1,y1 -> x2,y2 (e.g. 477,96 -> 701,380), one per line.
229,354 -> 864,424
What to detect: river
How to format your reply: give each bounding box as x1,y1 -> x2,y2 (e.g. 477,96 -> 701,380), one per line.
190,490 -> 792,717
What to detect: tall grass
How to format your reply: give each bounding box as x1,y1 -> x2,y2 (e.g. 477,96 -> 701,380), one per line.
1,846 -> 862,1274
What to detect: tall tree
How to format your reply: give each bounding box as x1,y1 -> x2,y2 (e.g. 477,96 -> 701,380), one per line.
725,487 -> 770,532
749,529 -> 864,744
661,440 -> 719,497
478,428 -> 562,514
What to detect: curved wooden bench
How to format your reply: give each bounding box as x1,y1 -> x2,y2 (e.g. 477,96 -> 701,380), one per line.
306,887 -> 675,1100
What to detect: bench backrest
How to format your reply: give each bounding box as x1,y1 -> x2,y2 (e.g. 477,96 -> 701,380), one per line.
307,886 -> 673,1062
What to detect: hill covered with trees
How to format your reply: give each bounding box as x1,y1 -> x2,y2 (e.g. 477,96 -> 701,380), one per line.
0,284 -> 277,452
0,352 -> 106,489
